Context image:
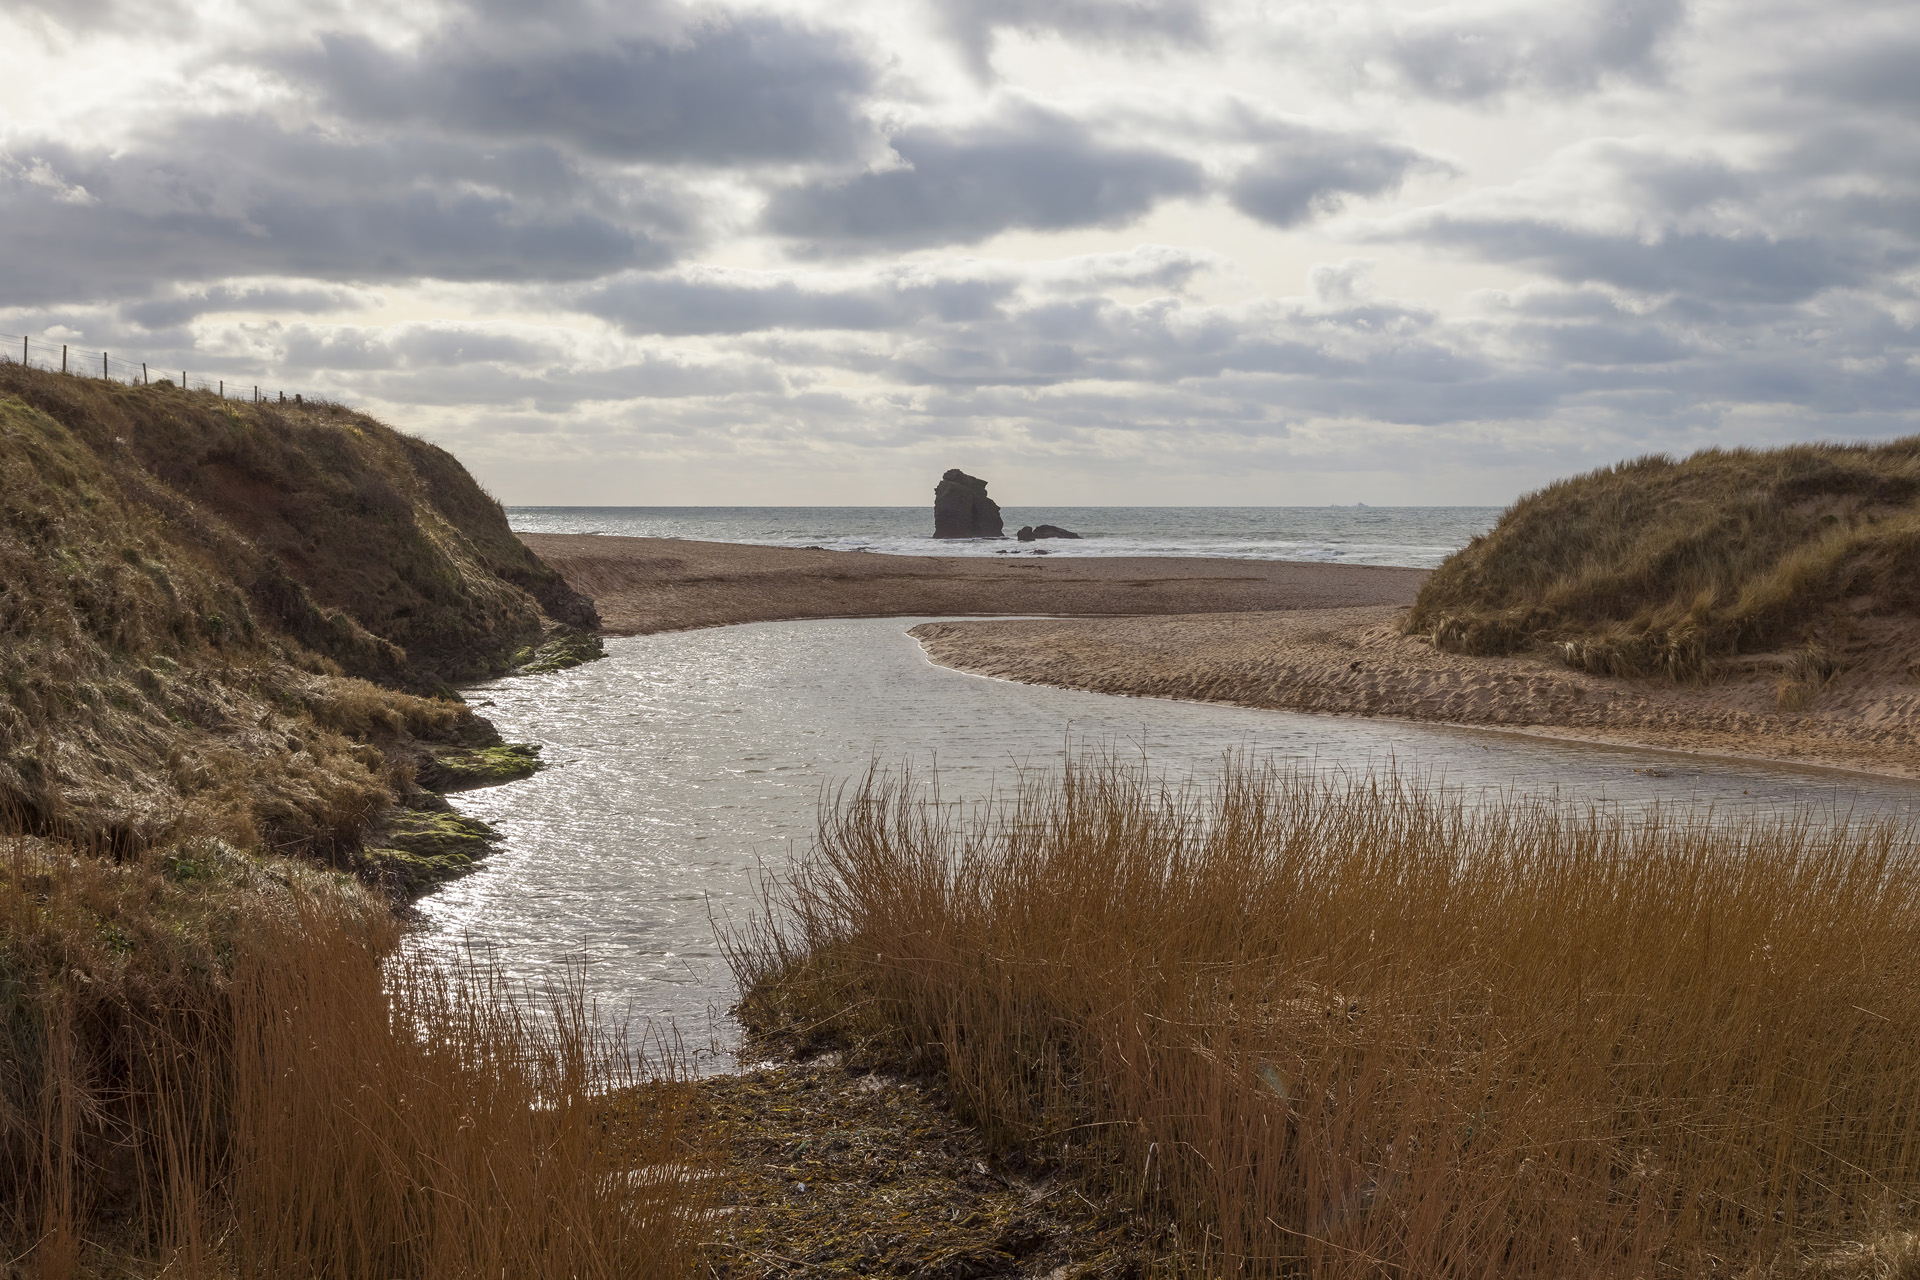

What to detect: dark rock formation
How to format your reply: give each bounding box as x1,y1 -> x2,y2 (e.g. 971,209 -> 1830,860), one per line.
934,469 -> 1003,538
1016,524 -> 1081,541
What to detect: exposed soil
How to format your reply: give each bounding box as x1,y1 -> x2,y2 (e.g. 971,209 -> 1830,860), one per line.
682,1054 -> 1171,1280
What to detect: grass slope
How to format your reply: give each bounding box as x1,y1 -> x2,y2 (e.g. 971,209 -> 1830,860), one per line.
0,369 -> 703,1273
0,363 -> 593,866
1406,440 -> 1920,680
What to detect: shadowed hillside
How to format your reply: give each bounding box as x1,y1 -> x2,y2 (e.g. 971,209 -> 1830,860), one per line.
0,362 -> 598,867
1405,440 -> 1920,683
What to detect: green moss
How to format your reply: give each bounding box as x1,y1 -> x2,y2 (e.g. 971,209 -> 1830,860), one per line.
358,845 -> 476,896
417,743 -> 542,791
514,629 -> 605,675
362,807 -> 499,897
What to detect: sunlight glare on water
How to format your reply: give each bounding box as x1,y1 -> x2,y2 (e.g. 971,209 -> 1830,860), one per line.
420,617 -> 1920,1063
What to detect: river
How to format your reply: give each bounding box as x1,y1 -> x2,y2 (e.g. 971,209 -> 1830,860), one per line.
422,617 -> 1920,1065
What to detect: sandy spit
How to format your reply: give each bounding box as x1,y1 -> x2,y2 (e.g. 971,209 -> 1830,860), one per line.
519,533 -> 1426,633
910,611 -> 1920,780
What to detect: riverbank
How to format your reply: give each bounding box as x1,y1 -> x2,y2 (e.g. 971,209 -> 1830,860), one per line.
517,533 -> 1426,632
911,609 -> 1920,779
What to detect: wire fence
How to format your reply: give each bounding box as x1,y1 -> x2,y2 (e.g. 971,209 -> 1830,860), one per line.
2,332 -> 314,406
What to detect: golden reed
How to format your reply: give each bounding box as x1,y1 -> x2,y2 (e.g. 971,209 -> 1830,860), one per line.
738,756 -> 1920,1277
2,820 -> 706,1278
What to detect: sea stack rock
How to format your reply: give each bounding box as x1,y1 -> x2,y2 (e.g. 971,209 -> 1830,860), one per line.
933,469 -> 1003,538
1016,524 -> 1081,541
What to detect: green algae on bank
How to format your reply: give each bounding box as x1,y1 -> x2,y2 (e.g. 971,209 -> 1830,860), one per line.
418,742 -> 543,791
361,806 -> 500,896
512,629 -> 606,675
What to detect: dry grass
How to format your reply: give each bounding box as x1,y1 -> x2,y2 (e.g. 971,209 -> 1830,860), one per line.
2,823 -> 706,1278
1405,441 -> 1920,679
737,756 -> 1920,1278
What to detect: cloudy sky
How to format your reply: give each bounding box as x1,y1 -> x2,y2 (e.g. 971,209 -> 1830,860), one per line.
4,0 -> 1917,505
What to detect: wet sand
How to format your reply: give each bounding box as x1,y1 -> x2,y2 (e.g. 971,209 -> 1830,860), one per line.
519,533 -> 1426,633
911,611 -> 1920,780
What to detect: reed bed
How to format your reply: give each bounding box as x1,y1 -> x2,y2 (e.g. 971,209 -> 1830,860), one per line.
2,827 -> 705,1278
736,758 -> 1920,1277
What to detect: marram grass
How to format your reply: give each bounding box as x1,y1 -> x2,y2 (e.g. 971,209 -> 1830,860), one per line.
1406,440 -> 1920,680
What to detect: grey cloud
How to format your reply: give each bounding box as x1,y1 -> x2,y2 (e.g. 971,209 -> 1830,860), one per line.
1404,216 -> 1870,304
122,284 -> 372,330
4,0 -> 191,30
570,247 -> 1212,336
1378,0 -> 1684,101
292,19 -> 874,164
342,356 -> 785,409
576,272 -> 1014,335
1030,246 -> 1217,293
0,121 -> 672,305
280,325 -> 557,371
931,0 -> 1208,77
1230,127 -> 1435,227
1532,320 -> 1693,366
1791,36 -> 1920,109
763,110 -> 1204,251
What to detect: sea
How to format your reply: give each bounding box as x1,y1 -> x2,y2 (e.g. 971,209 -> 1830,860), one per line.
504,506 -> 1500,570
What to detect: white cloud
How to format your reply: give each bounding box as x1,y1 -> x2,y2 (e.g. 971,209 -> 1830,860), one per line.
5,0 -> 1919,503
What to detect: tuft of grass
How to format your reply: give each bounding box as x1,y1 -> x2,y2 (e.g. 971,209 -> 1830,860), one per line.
1405,440 -> 1920,679
735,755 -> 1920,1278
1777,641 -> 1844,711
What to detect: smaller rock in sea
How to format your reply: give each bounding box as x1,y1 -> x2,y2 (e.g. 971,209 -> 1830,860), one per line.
1016,524 -> 1081,541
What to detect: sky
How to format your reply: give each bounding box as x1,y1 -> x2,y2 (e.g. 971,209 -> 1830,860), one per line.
3,0 -> 1917,506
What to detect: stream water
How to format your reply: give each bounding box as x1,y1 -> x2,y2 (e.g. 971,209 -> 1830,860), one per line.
422,617 -> 1920,1065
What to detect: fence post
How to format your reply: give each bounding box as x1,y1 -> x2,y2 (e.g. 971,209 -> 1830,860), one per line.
143,363 -> 148,385
20,336 -> 25,366
218,380 -> 223,398
62,344 -> 67,373
104,352 -> 109,380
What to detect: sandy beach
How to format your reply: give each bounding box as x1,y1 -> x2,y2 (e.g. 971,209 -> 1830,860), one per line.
519,533 -> 1427,632
522,533 -> 1920,780
911,611 -> 1920,780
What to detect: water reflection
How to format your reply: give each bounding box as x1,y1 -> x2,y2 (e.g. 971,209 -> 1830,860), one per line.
420,617 -> 1920,1060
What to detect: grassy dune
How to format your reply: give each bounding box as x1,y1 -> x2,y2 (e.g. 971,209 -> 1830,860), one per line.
1405,440 -> 1920,681
739,757 -> 1920,1278
0,362 -> 597,863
